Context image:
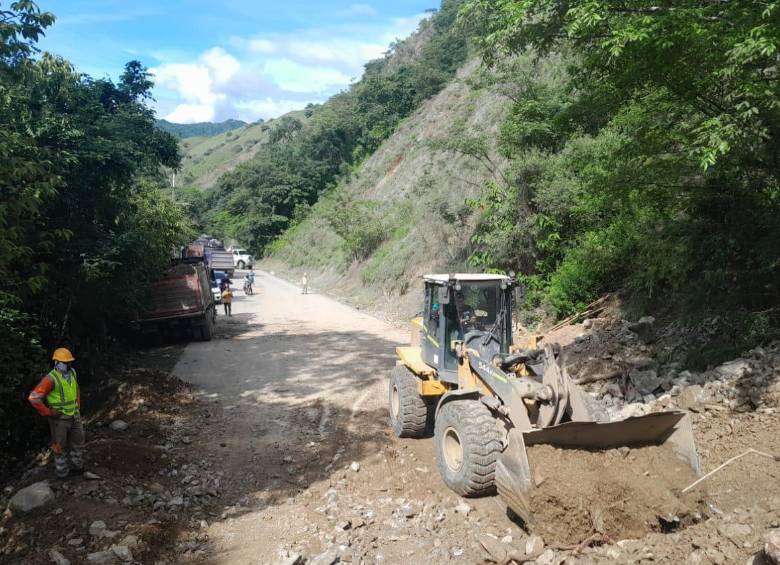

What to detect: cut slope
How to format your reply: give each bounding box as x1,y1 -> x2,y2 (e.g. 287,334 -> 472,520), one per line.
266,59 -> 510,318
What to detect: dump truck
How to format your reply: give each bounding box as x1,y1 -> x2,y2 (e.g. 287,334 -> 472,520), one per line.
137,262 -> 216,341
389,273 -> 700,523
204,247 -> 234,276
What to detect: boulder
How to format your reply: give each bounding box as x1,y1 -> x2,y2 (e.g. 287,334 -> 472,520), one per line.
9,482 -> 55,513
89,520 -> 107,537
630,369 -> 662,395
525,534 -> 545,556
628,316 -> 656,343
716,359 -> 751,380
110,420 -> 128,432
111,545 -> 133,562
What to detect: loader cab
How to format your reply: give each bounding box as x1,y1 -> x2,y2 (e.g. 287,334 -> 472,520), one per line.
421,274 -> 515,384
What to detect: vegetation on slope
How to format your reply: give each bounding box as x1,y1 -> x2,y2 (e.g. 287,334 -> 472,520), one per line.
187,0 -> 470,252
156,118 -> 247,139
0,3 -> 191,470
455,0 -> 780,338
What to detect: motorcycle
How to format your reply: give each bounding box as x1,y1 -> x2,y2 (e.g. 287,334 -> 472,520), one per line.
243,276 -> 254,295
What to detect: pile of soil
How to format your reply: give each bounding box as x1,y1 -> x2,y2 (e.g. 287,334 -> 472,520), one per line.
527,444 -> 704,545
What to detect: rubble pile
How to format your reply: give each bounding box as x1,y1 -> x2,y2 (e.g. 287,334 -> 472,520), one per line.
567,317 -> 780,421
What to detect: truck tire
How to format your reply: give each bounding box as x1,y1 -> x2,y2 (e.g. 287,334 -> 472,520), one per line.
237,260 -> 245,269
197,312 -> 213,341
434,399 -> 502,497
389,365 -> 428,438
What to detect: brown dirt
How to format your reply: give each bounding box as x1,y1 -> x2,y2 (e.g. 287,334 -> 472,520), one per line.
527,444 -> 703,545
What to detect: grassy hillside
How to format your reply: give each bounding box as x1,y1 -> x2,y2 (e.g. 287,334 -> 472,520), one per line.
156,118 -> 247,139
265,59 -> 510,318
178,112 -> 306,190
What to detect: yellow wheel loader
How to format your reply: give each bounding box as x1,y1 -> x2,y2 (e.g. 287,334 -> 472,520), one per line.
389,274 -> 700,523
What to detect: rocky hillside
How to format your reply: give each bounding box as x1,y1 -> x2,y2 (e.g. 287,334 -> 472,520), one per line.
265,59 -> 510,318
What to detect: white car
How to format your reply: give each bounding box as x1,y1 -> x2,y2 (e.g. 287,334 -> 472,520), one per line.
230,248 -> 254,269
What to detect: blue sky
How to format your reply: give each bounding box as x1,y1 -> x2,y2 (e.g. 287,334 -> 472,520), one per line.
37,1 -> 435,123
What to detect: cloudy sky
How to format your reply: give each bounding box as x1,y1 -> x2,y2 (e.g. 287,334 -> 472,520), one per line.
38,0 -> 433,123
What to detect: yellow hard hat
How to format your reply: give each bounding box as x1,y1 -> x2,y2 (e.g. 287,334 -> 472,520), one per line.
52,348 -> 75,362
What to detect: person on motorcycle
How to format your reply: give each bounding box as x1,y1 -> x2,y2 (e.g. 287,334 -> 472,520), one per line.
244,270 -> 255,295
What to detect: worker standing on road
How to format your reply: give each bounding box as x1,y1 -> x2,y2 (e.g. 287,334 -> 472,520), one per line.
223,286 -> 233,316
28,348 -> 85,479
301,272 -> 309,295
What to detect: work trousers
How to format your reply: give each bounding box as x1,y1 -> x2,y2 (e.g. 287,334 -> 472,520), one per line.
49,414 -> 85,478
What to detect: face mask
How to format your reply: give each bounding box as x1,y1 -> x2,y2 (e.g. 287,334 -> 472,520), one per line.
55,361 -> 69,374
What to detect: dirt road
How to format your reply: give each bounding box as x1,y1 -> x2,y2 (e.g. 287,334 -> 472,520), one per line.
173,272 -> 517,563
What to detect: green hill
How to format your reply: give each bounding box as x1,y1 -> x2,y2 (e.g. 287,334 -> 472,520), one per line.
156,118 -> 248,139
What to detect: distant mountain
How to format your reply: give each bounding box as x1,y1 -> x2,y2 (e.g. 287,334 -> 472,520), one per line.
155,118 -> 249,139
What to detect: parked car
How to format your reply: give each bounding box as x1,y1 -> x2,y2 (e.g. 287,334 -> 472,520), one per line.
209,272 -> 223,304
229,248 -> 254,269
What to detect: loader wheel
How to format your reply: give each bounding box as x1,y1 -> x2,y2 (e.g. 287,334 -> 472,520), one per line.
389,365 -> 428,438
434,400 -> 502,497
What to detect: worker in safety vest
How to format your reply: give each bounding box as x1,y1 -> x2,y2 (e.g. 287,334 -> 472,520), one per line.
28,348 -> 85,479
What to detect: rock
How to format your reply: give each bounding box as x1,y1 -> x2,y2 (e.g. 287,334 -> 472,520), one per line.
678,385 -> 709,411
86,551 -> 117,564
628,316 -> 656,343
169,496 -> 184,506
111,545 -> 133,562
454,501 -> 472,515
630,369 -> 662,395
89,520 -> 107,537
83,471 -> 101,480
525,534 -> 545,556
49,549 -> 71,565
717,522 -> 752,544
399,503 -> 416,518
67,538 -> 83,546
9,482 -> 55,513
477,534 -> 507,563
110,420 -> 129,432
765,528 -> 780,564
450,546 -> 465,557
716,359 -> 751,379
117,535 -> 138,549
535,549 -> 557,565
686,550 -> 713,565
309,547 -> 340,565
349,461 -> 360,472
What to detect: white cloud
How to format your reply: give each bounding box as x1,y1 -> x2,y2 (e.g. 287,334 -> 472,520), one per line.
151,47 -> 239,122
151,12 -> 430,123
248,38 -> 277,54
262,59 -> 351,93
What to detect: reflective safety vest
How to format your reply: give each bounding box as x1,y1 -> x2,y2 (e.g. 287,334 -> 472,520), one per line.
46,369 -> 79,416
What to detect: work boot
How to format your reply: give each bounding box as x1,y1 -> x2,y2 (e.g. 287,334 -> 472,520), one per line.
54,454 -> 69,479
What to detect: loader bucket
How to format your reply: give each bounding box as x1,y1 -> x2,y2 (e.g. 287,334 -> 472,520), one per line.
495,411 -> 701,524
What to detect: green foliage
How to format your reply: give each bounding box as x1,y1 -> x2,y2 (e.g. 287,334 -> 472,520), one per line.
456,0 -> 780,333
0,2 -> 191,465
155,118 -> 247,138
326,191 -> 389,262
200,0 -> 470,256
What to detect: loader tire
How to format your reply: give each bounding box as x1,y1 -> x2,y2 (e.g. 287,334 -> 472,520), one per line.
434,399 -> 502,497
389,365 -> 428,438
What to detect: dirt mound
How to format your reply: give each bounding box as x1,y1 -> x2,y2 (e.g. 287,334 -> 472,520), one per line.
527,444 -> 703,545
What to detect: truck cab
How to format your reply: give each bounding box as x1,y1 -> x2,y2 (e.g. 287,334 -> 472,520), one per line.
419,274 -> 514,384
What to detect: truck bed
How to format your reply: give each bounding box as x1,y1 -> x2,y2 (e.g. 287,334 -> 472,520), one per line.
141,264 -> 205,321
